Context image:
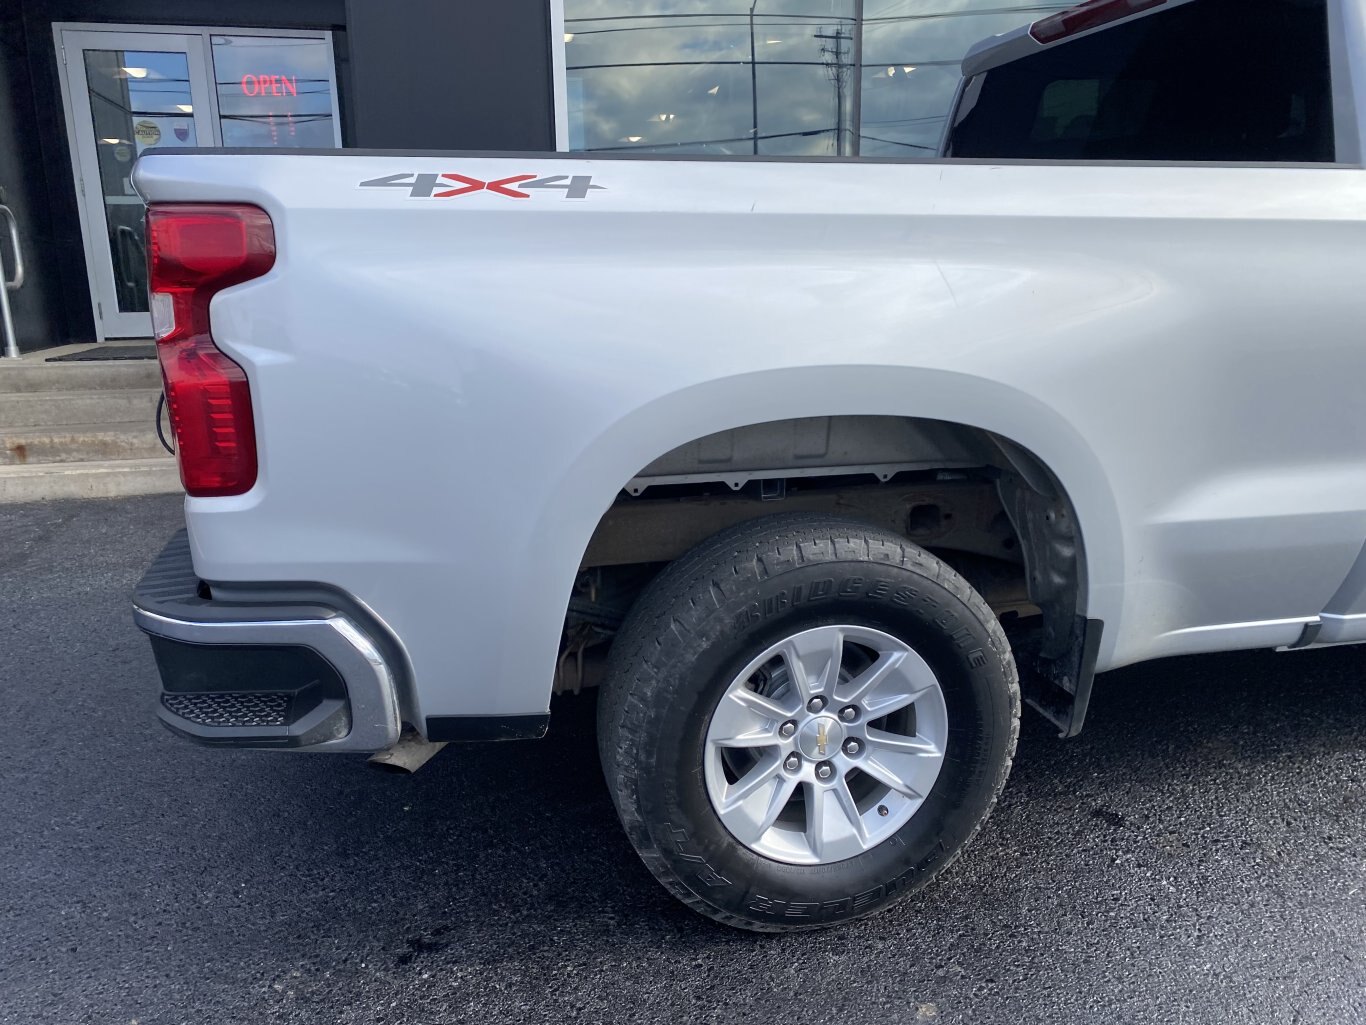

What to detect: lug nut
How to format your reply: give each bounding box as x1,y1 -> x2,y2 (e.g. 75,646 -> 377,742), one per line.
784,754 -> 801,772
815,761 -> 834,780
839,705 -> 858,722
843,738 -> 861,756
807,696 -> 827,713
779,720 -> 797,738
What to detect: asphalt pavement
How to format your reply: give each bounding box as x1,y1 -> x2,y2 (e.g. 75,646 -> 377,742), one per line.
2,494 -> 1364,1024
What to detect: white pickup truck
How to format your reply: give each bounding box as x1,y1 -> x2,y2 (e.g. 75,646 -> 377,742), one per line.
132,0 -> 1365,931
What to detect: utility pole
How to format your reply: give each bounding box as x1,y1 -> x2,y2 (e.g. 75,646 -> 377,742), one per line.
815,25 -> 852,156
851,0 -> 863,156
749,0 -> 760,155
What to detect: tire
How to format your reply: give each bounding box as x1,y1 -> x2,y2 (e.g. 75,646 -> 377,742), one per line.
597,513 -> 1020,932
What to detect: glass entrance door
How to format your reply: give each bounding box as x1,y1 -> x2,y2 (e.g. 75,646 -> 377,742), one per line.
59,31 -> 216,338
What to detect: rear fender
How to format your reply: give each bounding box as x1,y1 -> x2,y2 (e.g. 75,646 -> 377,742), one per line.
523,365 -> 1126,711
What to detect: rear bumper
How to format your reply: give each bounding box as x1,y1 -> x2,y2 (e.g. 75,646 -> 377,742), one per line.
132,530 -> 402,752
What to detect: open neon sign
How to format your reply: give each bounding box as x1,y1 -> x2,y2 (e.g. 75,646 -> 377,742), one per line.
240,74 -> 298,97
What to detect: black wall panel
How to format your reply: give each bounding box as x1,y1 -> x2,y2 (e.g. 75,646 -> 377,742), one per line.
0,4 -> 65,349
343,0 -> 554,151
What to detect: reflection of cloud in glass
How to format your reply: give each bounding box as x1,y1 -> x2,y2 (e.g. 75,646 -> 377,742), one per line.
862,2 -> 1067,64
567,2 -> 857,154
210,36 -> 337,148
564,0 -> 1067,155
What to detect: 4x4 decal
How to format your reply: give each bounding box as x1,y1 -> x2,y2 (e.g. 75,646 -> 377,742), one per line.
359,172 -> 605,200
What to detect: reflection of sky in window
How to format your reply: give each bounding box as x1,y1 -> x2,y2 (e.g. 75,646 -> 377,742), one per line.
567,2 -> 856,154
85,50 -> 195,116
565,0 -> 1067,155
211,36 -> 336,147
83,50 -> 197,160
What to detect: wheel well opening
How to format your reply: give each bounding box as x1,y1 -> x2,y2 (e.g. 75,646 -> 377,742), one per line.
559,415 -> 1096,736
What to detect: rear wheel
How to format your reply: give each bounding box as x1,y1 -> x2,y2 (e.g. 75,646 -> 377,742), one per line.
597,514 -> 1020,931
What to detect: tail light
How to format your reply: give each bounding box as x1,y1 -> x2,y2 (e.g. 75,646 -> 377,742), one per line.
1029,0 -> 1165,43
146,204 -> 275,497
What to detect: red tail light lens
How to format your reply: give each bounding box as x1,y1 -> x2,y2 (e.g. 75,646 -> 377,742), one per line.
146,204 -> 275,497
1029,0 -> 1165,43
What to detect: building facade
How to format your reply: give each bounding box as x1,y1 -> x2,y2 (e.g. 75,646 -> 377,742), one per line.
0,0 -> 1066,351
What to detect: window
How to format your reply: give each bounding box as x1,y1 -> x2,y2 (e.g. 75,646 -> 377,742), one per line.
560,0 -> 1071,156
211,35 -> 339,148
563,2 -> 859,156
946,0 -> 1334,162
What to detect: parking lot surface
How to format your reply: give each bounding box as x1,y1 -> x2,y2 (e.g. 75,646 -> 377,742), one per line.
2,495 -> 1363,1024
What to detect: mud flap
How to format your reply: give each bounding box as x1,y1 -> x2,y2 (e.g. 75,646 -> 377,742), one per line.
1012,616 -> 1103,738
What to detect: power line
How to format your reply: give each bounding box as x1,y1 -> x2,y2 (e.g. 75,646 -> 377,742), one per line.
566,11 -> 856,24
857,133 -> 937,150
567,18 -> 851,37
589,126 -> 837,151
569,59 -> 852,70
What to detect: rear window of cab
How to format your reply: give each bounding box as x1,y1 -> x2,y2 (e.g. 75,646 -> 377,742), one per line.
946,0 -> 1334,163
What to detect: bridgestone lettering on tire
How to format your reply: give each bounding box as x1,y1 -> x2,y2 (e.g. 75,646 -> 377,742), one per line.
597,514 -> 1021,931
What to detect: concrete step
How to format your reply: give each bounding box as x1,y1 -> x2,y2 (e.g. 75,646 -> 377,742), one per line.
0,389 -> 162,428
0,457 -> 181,503
0,422 -> 169,466
0,359 -> 161,393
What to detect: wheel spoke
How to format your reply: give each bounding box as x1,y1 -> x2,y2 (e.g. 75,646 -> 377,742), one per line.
861,729 -> 942,799
779,627 -> 844,703
858,755 -> 923,799
831,776 -> 868,845
804,781 -> 830,861
863,691 -> 920,717
715,759 -> 797,846
865,728 -> 940,757
805,777 -> 866,860
753,774 -> 800,838
850,649 -> 938,718
718,755 -> 785,811
727,685 -> 797,721
709,691 -> 783,749
838,651 -> 907,705
711,726 -> 779,749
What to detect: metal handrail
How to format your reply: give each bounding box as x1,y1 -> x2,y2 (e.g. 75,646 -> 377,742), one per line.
0,204 -> 24,359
